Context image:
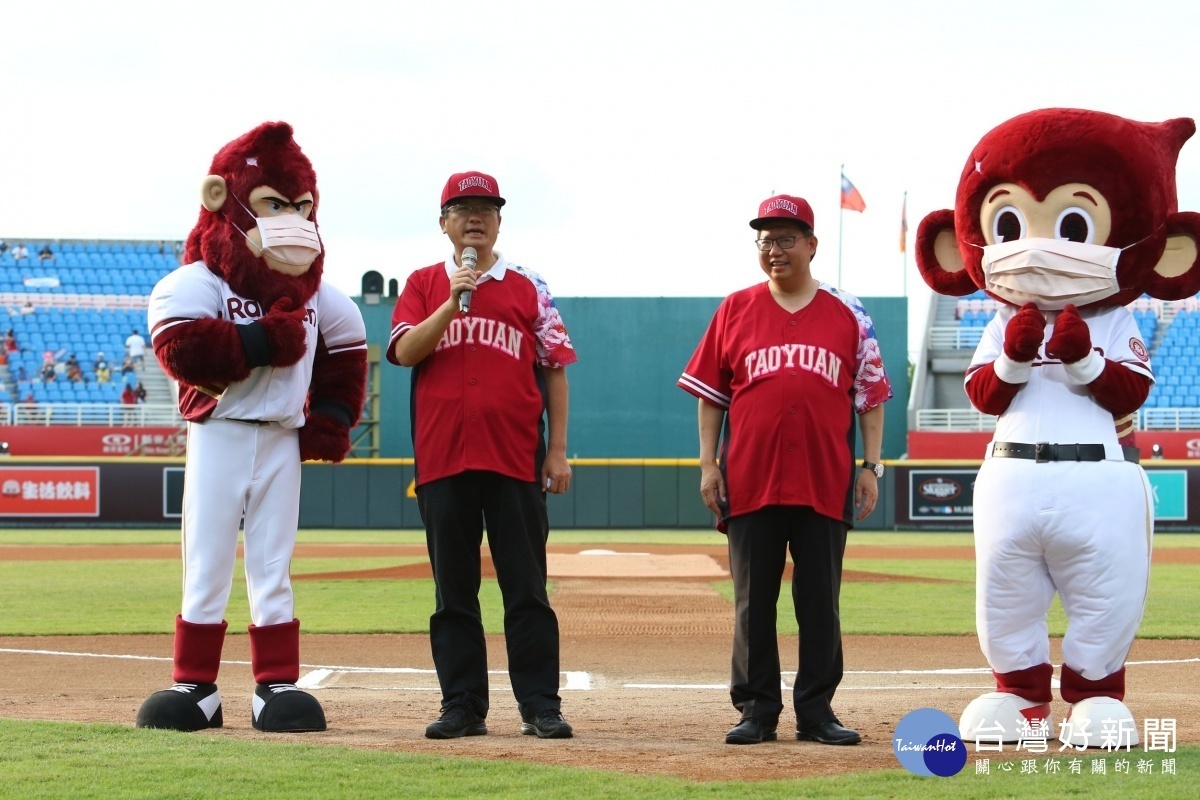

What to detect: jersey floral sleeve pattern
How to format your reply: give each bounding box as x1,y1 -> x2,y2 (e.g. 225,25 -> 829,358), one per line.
512,265 -> 577,368
823,284 -> 893,413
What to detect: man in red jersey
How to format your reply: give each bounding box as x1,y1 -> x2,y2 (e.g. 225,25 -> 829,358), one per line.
679,194 -> 892,746
388,171 -> 576,741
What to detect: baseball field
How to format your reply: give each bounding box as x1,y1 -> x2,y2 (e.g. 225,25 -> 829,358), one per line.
1,528 -> 1197,799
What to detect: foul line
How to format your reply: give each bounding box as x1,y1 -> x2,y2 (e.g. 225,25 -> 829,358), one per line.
2,648 -> 1195,693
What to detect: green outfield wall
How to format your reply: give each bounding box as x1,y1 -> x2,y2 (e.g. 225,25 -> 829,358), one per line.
362,295 -> 910,460
4,457 -> 1197,531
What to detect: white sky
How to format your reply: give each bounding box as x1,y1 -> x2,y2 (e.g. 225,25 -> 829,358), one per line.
3,0 -> 1199,358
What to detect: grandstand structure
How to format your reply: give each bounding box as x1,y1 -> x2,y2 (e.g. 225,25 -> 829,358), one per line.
0,239 -> 183,438
909,288 -> 1200,457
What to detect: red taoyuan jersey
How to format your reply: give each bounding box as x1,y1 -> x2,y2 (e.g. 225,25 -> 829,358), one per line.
388,255 -> 577,486
679,283 -> 892,527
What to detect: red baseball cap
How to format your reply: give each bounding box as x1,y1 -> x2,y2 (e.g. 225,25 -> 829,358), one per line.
441,171 -> 506,208
749,194 -> 814,230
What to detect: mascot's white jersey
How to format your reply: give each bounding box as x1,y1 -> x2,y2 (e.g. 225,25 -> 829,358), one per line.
148,261 -> 366,428
968,304 -> 1154,446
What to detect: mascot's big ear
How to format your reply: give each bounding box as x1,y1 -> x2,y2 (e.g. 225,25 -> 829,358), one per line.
1143,211 -> 1200,300
201,175 -> 228,213
915,208 -> 979,296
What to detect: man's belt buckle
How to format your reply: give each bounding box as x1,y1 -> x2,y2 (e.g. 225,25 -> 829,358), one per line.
1034,442 -> 1052,463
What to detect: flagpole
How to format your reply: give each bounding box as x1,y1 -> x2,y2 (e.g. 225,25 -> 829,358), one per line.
902,190 -> 908,297
838,164 -> 845,287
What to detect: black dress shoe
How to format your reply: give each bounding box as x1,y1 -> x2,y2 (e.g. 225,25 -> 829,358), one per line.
425,704 -> 488,739
521,709 -> 574,739
797,720 -> 861,745
725,717 -> 778,745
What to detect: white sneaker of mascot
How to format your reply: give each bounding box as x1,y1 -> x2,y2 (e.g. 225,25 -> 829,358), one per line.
959,692 -> 1054,744
1059,697 -> 1139,749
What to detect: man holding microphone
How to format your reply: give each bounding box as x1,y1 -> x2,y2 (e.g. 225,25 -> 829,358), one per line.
388,171 -> 577,740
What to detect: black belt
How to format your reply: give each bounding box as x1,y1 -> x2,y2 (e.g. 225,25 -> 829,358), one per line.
990,442 -> 1140,464
225,418 -> 270,426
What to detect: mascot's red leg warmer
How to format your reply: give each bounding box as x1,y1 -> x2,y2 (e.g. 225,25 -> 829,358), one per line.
136,615 -> 227,730
993,663 -> 1054,703
249,618 -> 301,684
1061,665 -> 1125,703
248,618 -> 326,732
172,615 -> 228,684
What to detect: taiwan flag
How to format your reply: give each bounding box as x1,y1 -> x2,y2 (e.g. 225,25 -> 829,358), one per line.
840,174 -> 866,212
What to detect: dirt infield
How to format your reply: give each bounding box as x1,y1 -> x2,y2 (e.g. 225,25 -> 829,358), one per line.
1,542 -> 1198,782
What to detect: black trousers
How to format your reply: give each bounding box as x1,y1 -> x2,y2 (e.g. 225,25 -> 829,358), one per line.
726,505 -> 848,728
417,471 -> 561,719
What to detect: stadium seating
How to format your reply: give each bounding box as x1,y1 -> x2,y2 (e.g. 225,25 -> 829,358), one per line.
940,289 -> 1200,416
0,238 -> 181,416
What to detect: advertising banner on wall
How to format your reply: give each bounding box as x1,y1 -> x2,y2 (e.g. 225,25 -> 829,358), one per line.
0,427 -> 185,457
906,469 -> 977,522
0,466 -> 100,517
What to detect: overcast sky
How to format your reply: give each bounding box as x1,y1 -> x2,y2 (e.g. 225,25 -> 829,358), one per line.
3,0 -> 1199,357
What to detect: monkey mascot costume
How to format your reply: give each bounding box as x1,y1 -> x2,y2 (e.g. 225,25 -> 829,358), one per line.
136,122 -> 368,732
916,109 -> 1200,747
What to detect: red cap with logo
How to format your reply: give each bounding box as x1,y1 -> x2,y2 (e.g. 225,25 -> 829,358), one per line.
749,194 -> 814,230
441,171 -> 506,208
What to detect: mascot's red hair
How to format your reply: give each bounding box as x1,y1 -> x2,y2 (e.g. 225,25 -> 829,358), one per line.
916,108 -> 1200,748
137,122 -> 368,733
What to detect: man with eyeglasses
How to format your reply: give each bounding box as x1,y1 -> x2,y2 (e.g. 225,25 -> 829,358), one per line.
678,194 -> 892,746
388,171 -> 577,741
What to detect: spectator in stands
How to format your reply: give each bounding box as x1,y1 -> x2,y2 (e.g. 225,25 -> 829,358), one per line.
135,381 -> 147,403
4,329 -> 16,352
38,244 -> 54,262
66,354 -> 85,383
20,300 -> 34,315
17,365 -> 28,382
126,328 -> 147,368
121,383 -> 138,405
41,352 -> 57,382
11,243 -> 28,261
96,362 -> 112,384
120,354 -> 135,376
0,240 -> 8,255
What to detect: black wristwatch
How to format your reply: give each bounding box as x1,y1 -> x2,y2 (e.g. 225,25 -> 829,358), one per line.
861,460 -> 884,478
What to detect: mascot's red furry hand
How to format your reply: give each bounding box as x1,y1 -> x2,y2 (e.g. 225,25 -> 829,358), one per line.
299,413 -> 352,463
1045,304 -> 1093,364
1003,302 -> 1046,362
258,297 -> 309,368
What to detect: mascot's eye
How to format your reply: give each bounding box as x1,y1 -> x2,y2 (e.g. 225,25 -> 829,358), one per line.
992,206 -> 1026,243
1055,207 -> 1094,244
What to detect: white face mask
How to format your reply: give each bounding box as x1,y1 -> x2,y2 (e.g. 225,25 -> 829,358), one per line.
231,197 -> 322,270
980,237 -> 1120,310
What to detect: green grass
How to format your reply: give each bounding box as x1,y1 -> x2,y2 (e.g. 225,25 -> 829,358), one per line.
0,719 -> 1195,799
712,559 -> 1200,638
0,559 -> 506,635
2,530 -> 1197,796
2,532 -> 1197,638
0,528 -> 733,547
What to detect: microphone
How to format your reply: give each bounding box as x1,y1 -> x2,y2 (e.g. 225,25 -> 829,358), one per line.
459,247 -> 478,314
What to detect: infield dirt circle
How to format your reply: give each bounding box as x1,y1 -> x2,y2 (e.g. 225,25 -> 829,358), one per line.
1,543 -> 1197,782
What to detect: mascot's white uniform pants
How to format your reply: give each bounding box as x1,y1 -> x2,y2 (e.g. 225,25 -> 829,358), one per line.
181,419 -> 300,627
973,457 -> 1153,680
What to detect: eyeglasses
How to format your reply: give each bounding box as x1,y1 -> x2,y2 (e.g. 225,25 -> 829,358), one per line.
755,235 -> 805,251
446,203 -> 500,218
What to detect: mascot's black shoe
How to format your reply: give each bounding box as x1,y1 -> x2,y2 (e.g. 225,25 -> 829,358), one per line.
136,683 -> 223,731
251,683 -> 327,732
